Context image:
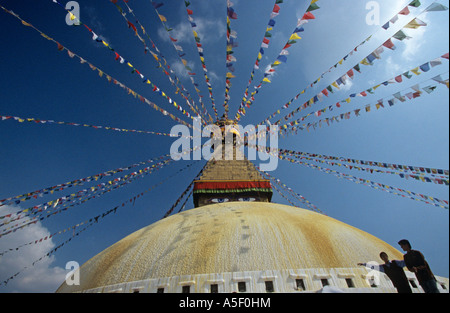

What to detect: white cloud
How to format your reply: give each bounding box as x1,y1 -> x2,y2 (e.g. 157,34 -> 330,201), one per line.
170,59 -> 195,79
401,13 -> 429,61
0,206 -> 66,293
207,70 -> 220,83
340,78 -> 354,91
384,55 -> 402,77
158,17 -> 225,45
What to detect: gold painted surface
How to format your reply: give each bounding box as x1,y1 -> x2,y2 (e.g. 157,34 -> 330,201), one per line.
56,202 -> 403,292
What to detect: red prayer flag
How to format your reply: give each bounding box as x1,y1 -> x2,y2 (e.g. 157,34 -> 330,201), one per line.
398,6 -> 410,15
346,69 -> 354,79
127,21 -> 137,32
302,12 -> 315,20
273,4 -> 280,13
383,38 -> 395,50
395,75 -> 403,83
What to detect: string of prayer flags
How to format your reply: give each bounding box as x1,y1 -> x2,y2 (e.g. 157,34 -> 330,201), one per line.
277,148 -> 449,178
258,168 -> 324,214
235,0 -> 284,121
236,0 -> 320,119
0,158 -> 181,237
0,159 -> 171,233
1,216 -> 94,286
150,1 -> 214,123
381,1 -> 447,30
282,75 -> 448,134
264,24 -> 441,128
0,160 -> 202,285
0,114 -> 189,138
425,2 -> 449,12
259,0 -> 446,126
111,0 -> 206,124
276,53 -> 448,128
0,149 -> 179,208
278,155 -> 449,210
224,0 -> 239,117
381,0 -> 422,30
184,1 -> 218,121
404,18 -> 427,29
0,207 -> 116,256
251,143 -> 448,208
51,1 -> 198,124
162,164 -> 206,218
270,181 -> 302,209
0,4 -> 194,129
277,149 -> 449,185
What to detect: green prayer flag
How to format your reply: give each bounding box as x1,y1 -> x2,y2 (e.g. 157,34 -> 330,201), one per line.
307,3 -> 320,12
403,71 -> 413,79
393,30 -> 410,41
409,0 -> 421,7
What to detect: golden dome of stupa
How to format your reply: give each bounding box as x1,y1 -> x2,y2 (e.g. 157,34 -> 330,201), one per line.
56,201 -> 407,293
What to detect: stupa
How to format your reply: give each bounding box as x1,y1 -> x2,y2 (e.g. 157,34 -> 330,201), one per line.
56,119 -> 449,293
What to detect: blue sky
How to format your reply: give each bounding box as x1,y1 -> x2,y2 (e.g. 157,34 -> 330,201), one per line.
0,0 -> 448,292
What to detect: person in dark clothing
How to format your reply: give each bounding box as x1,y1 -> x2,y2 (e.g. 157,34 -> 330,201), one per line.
358,252 -> 412,293
398,239 -> 440,293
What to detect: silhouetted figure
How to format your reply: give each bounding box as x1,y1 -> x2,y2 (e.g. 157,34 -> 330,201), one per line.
358,252 -> 412,293
398,239 -> 439,293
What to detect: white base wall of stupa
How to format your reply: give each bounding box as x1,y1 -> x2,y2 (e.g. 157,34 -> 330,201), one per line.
76,267 -> 449,293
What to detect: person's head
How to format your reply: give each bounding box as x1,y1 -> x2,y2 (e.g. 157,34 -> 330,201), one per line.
379,252 -> 389,262
398,239 -> 411,252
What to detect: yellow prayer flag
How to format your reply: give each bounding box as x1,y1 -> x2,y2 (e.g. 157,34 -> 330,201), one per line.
159,14 -> 167,22
289,33 -> 302,40
360,58 -> 371,66
411,67 -> 421,75
404,18 -> 427,29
